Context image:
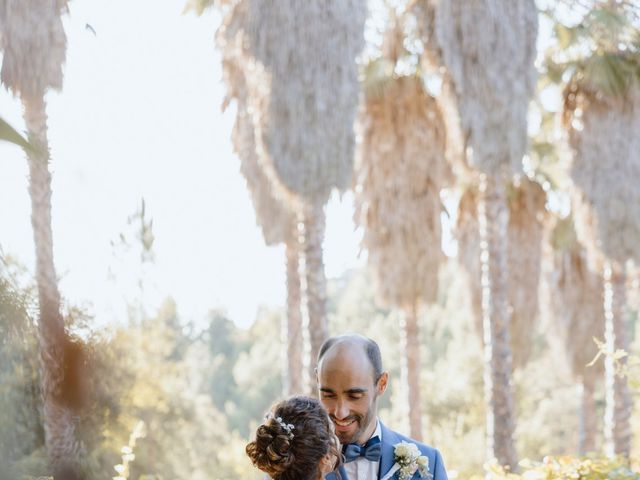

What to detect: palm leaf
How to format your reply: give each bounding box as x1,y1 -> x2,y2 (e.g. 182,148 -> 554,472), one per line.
362,57 -> 396,100
0,116 -> 31,151
583,52 -> 640,97
554,23 -> 579,50
183,0 -> 215,15
587,7 -> 628,34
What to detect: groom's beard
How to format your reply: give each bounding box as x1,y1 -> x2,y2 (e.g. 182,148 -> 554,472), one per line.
332,400 -> 377,445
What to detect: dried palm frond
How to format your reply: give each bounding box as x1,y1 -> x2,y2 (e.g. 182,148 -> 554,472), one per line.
235,107 -> 295,245
410,0 -> 469,181
456,186 -> 482,325
217,8 -> 296,210
218,0 -> 367,203
507,177 -> 547,366
541,216 -> 604,384
221,52 -> 294,245
566,85 -> 640,267
0,0 -> 68,100
354,74 -> 450,308
431,0 -> 538,175
456,178 -> 547,368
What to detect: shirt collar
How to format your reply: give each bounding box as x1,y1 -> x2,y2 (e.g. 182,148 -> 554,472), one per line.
370,419 -> 381,442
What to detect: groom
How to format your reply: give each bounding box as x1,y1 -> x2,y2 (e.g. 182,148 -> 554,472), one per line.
317,334 -> 448,480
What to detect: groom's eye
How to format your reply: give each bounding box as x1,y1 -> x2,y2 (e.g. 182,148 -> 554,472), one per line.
348,393 -> 364,400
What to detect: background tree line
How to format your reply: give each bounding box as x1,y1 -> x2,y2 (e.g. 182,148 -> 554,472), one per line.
5,257 -> 637,479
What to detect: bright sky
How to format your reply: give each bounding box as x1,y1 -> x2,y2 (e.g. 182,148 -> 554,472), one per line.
0,0 -> 365,329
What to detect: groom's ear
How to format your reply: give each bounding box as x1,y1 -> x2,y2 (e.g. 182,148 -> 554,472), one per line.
376,372 -> 389,395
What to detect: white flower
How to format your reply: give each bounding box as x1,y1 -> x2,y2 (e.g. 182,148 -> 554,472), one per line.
395,441 -> 420,462
380,441 -> 432,480
416,455 -> 430,477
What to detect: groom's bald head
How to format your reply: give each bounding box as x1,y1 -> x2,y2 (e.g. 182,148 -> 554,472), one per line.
317,334 -> 383,383
316,334 -> 388,444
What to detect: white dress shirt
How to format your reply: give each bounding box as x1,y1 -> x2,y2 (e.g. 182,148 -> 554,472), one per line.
344,420 -> 382,480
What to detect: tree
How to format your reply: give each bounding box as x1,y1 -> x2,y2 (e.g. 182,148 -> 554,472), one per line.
540,216 -> 604,454
0,1 -> 83,476
0,276 -> 44,480
456,178 -> 547,370
546,1 -> 640,457
215,41 -> 303,395
353,8 -> 451,441
417,0 -> 539,469
216,0 -> 367,393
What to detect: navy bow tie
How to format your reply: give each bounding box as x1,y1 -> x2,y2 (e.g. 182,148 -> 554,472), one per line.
342,436 -> 382,463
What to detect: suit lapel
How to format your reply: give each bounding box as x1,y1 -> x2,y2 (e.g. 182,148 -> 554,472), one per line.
338,464 -> 349,480
378,422 -> 398,479
325,464 -> 349,480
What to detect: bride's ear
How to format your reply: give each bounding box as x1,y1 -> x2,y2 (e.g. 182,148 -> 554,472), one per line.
319,452 -> 337,476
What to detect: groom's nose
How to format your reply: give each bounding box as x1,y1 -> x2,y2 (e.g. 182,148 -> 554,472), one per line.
332,399 -> 350,420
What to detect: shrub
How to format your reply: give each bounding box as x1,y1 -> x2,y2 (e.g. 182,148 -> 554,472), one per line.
475,456 -> 640,480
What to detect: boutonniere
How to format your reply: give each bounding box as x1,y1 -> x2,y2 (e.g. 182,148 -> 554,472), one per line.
380,441 -> 432,480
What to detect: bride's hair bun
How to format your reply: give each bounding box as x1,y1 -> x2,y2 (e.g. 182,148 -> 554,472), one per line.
246,422 -> 296,476
245,396 -> 341,480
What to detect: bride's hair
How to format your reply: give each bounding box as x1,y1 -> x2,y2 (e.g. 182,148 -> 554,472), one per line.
246,396 -> 342,480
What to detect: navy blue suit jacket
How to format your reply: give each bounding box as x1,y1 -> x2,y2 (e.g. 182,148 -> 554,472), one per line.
326,421 -> 447,480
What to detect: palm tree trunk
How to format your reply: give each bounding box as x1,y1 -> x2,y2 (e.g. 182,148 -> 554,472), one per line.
401,303 -> 423,441
578,376 -> 596,455
284,222 -> 303,395
24,95 -> 80,477
603,261 -> 632,458
301,202 -> 329,395
478,173 -> 518,470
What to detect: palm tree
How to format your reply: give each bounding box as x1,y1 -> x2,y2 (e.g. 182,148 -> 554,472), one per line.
215,40 -> 303,395
565,77 -> 639,459
217,0 -> 367,393
354,10 -> 451,440
505,178 -> 547,367
0,0 -> 82,476
549,2 -> 640,457
417,0 -> 539,468
456,177 -> 547,370
541,216 -> 604,454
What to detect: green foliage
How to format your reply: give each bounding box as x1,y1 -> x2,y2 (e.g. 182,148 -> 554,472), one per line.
98,300 -> 231,480
483,455 -> 640,479
1,258 -> 633,479
119,198 -> 155,266
543,3 -> 640,99
183,0 -> 215,16
590,338 -> 640,392
202,311 -> 248,422
362,57 -> 397,100
0,116 -> 32,151
0,278 -> 46,480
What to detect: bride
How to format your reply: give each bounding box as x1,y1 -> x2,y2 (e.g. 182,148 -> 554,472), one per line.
246,396 -> 344,480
